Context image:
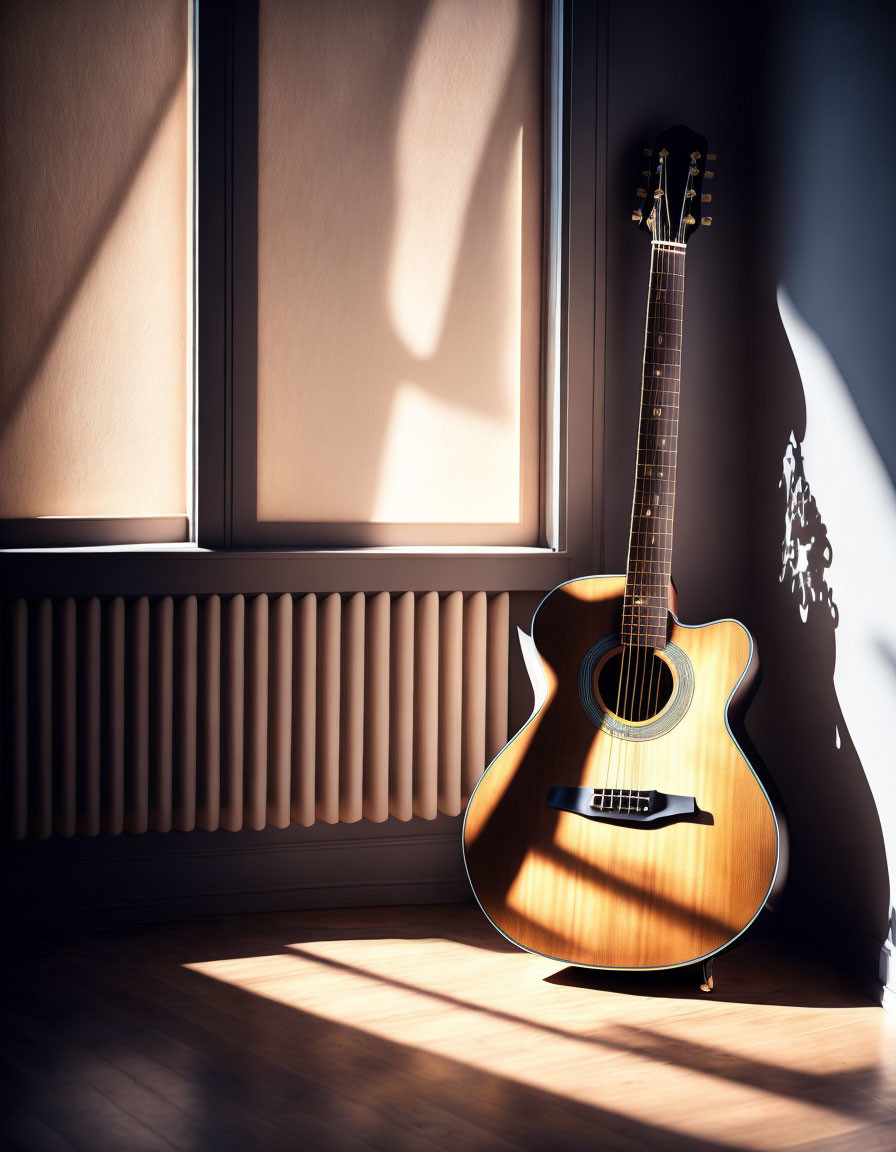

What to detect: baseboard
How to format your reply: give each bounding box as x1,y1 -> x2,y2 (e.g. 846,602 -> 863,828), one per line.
881,941 -> 896,1014
0,814 -> 471,932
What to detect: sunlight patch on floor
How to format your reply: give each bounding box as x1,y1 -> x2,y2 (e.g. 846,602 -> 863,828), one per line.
183,933 -> 890,1150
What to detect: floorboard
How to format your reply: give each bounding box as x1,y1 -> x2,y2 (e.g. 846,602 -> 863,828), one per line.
1,904 -> 894,1151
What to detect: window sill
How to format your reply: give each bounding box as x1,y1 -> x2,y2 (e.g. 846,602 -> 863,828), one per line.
0,542 -> 574,598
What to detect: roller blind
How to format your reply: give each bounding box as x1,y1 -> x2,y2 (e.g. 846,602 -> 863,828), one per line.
0,0 -> 190,527
255,0 -> 543,544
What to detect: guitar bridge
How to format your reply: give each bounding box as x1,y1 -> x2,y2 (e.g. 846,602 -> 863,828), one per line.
547,786 -> 706,828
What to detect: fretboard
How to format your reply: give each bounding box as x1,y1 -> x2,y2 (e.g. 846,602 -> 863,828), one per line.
621,241 -> 685,650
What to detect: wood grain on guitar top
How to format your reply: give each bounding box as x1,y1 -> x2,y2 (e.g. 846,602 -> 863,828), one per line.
463,576 -> 780,971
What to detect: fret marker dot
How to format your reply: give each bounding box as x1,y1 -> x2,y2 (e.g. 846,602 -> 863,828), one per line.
655,369 -> 661,377
645,509 -> 652,517
653,407 -> 662,416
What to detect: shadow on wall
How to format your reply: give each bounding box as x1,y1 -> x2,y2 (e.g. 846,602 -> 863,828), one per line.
745,0 -> 895,975
601,0 -> 893,980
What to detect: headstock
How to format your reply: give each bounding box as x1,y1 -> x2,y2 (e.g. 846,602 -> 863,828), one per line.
631,124 -> 714,245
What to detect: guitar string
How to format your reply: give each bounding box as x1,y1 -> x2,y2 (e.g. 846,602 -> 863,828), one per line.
609,233 -> 658,808
621,233 -> 665,802
638,241 -> 668,733
621,236 -> 666,805
634,242 -> 664,799
633,241 -> 670,803
621,239 -> 663,806
630,242 -> 668,802
646,245 -> 681,736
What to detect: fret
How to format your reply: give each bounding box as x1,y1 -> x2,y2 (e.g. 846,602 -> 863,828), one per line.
633,506 -> 675,518
622,627 -> 669,639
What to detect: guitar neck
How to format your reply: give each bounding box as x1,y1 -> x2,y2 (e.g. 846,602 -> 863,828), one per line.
621,241 -> 686,650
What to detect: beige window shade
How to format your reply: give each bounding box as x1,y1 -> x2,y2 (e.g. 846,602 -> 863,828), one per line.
256,0 -> 543,543
0,0 -> 190,523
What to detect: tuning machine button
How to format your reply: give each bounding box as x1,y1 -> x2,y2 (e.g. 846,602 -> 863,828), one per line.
707,153 -> 717,161
701,193 -> 712,203
631,210 -> 643,222
704,170 -> 714,179
701,216 -> 713,226
637,187 -> 647,198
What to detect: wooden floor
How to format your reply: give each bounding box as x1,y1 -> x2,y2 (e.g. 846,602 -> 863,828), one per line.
1,904 -> 894,1151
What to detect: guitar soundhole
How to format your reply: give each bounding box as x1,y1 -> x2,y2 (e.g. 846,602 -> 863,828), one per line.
595,647 -> 675,723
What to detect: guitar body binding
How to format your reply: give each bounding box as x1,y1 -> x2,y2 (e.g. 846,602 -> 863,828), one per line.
462,575 -> 785,972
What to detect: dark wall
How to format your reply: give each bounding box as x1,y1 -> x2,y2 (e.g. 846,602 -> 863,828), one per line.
601,0 -> 894,973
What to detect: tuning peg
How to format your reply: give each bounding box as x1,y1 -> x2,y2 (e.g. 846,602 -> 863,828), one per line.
704,170 -> 714,179
701,193 -> 712,203
636,187 -> 647,198
701,216 -> 713,226
690,151 -> 702,160
683,214 -> 696,226
707,153 -> 717,161
642,146 -> 653,157
653,188 -> 664,198
631,210 -> 643,222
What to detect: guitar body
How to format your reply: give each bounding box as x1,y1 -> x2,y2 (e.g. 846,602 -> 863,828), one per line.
463,576 -> 784,970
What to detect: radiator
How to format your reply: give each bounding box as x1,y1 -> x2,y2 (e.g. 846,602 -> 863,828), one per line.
1,591 -> 510,839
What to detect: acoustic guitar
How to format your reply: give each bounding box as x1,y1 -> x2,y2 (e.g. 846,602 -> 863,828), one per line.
463,125 -> 786,988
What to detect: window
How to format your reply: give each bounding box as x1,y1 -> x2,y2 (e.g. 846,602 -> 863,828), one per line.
2,0 -> 601,586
